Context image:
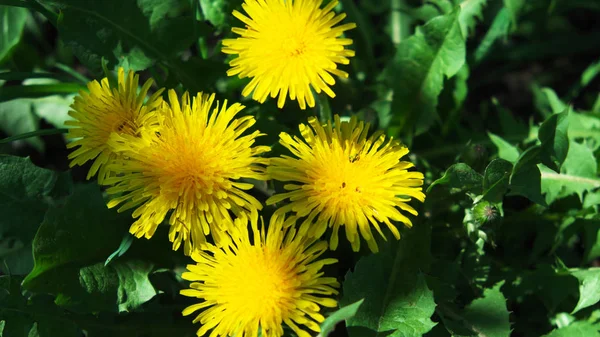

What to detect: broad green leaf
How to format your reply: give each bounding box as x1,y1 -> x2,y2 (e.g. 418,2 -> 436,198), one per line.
0,276 -> 79,337
428,163 -> 483,194
0,77 -> 75,135
408,1 -> 450,23
31,94 -> 75,129
22,183 -> 130,294
569,111 -> 600,151
472,8 -> 511,64
488,132 -> 519,163
1,275 -> 188,337
539,141 -> 599,204
199,0 -> 243,30
0,6 -> 29,62
538,108 -> 570,171
542,322 -> 600,337
0,99 -> 43,151
319,299 -> 364,337
458,0 -> 488,37
503,0 -> 525,27
508,145 -> 546,206
0,155 -> 69,244
388,10 -> 465,135
49,0 -> 199,73
583,190 -> 600,209
341,224 -> 435,337
516,264 -> 577,313
533,87 -> 568,117
533,87 -> 600,149
571,268 -> 600,314
55,259 -> 157,313
440,282 -> 510,337
482,159 -> 513,203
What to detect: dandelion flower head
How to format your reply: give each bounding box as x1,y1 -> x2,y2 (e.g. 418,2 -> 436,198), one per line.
267,115 -> 426,253
180,214 -> 339,337
222,0 -> 356,110
65,67 -> 163,183
104,90 -> 270,255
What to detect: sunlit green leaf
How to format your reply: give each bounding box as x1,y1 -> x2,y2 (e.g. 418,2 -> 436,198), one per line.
0,155 -> 70,244
388,10 -> 465,135
538,108 -> 570,171
320,299 -> 364,337
199,0 -> 243,30
472,8 -> 511,64
439,282 -> 510,337
539,141 -> 599,204
509,145 -> 546,206
488,132 -> 519,163
457,0 -> 488,37
503,0 -> 525,27
341,225 -> 435,337
50,0 -> 200,73
0,276 -> 79,337
0,6 -> 29,63
482,158 -> 513,203
22,183 -> 130,295
571,268 -> 600,314
428,163 -> 483,194
55,259 -> 157,313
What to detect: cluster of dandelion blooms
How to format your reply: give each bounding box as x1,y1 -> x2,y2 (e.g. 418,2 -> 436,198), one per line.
180,214 -> 339,337
63,1 -> 428,335
65,68 -> 163,183
267,115 -> 426,253
104,90 -> 270,255
222,0 -> 357,110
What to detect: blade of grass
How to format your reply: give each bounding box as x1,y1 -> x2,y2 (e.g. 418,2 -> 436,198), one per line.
0,128 -> 68,144
54,63 -> 90,85
0,84 -> 83,102
0,71 -> 72,82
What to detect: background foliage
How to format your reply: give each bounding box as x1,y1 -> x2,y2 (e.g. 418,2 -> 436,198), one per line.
1,0 -> 600,336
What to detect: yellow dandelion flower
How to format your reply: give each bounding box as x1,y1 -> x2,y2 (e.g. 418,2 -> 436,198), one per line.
65,68 -> 163,183
267,115 -> 426,253
222,0 -> 356,110
104,89 -> 270,254
180,214 -> 339,337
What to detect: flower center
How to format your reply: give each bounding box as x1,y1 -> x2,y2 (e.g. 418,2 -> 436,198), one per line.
284,37 -> 308,57
107,108 -> 139,138
311,149 -> 377,211
223,247 -> 296,319
262,7 -> 321,59
151,130 -> 228,194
